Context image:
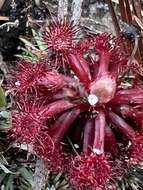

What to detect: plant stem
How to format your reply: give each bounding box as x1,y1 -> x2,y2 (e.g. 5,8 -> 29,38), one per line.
106,0 -> 121,35
83,119 -> 94,154
97,52 -> 110,78
0,0 -> 5,9
32,158 -> 48,190
93,111 -> 105,154
58,0 -> 68,20
71,0 -> 83,25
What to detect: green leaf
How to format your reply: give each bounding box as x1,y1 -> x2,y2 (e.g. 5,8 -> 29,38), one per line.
0,152 -> 12,174
20,38 -> 35,49
32,29 -> 48,51
59,184 -> 71,190
18,167 -> 33,185
59,179 -> 69,187
53,173 -> 62,183
0,111 -> 10,119
0,111 -> 11,129
0,87 -> 7,107
0,154 -> 8,165
4,174 -> 13,190
20,178 -> 32,190
0,172 -> 7,184
17,55 -> 39,62
83,52 -> 89,59
0,163 -> 13,174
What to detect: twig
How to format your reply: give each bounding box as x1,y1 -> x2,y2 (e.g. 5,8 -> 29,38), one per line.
118,0 -> 127,22
125,0 -> 132,23
0,16 -> 9,21
34,0 -> 41,7
121,36 -> 139,78
132,0 -> 142,19
119,0 -> 132,24
133,15 -> 143,30
58,0 -> 68,20
106,0 -> 121,35
112,0 -> 143,16
32,159 -> 48,190
0,20 -> 19,31
0,0 -> 5,9
119,0 -> 132,23
128,37 -> 139,65
71,0 -> 83,25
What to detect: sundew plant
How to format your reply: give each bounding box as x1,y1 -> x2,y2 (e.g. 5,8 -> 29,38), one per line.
8,19 -> 143,190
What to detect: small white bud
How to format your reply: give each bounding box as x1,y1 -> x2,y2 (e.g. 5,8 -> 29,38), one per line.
15,81 -> 21,86
93,148 -> 102,155
87,94 -> 98,106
